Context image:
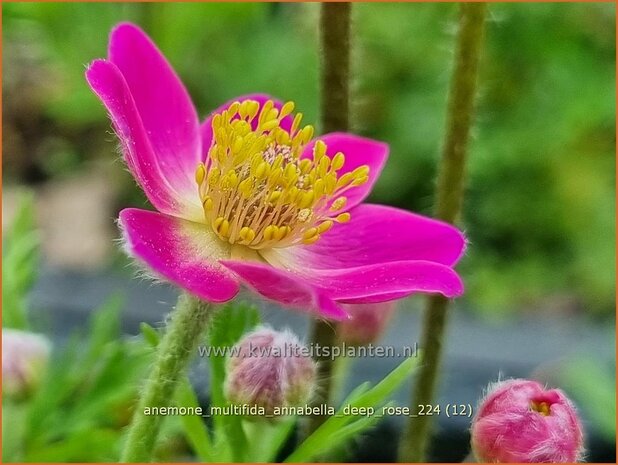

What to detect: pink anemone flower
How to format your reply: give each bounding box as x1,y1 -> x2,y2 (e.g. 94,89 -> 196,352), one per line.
85,23 -> 466,320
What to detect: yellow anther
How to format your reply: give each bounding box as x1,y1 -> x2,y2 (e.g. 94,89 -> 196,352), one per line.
336,172 -> 353,189
260,119 -> 279,132
318,156 -> 330,176
238,178 -> 253,198
335,212 -> 351,223
313,179 -> 325,197
203,196 -> 214,211
274,225 -> 289,241
283,164 -> 298,185
300,125 -> 314,143
195,163 -> 206,184
314,140 -> 327,159
300,158 -> 312,174
269,191 -> 282,203
352,165 -> 370,178
239,226 -> 256,243
215,128 -> 227,145
239,100 -> 250,119
265,108 -> 279,122
263,225 -> 276,241
275,130 -> 290,146
225,170 -> 239,189
325,173 -> 337,194
299,190 -> 315,209
228,101 -> 240,117
248,100 -> 260,120
303,234 -> 320,245
285,186 -> 300,203
214,217 -> 225,231
303,227 -> 319,240
280,101 -> 295,118
331,152 -> 345,171
268,167 -> 283,186
259,100 -> 274,123
219,219 -> 230,237
352,175 -> 369,186
255,161 -> 269,179
272,155 -> 284,171
330,196 -> 347,211
291,113 -> 303,134
232,136 -> 244,154
318,220 -> 333,233
207,168 -> 221,186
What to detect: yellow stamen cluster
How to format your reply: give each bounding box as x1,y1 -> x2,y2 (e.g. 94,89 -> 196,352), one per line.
195,99 -> 369,249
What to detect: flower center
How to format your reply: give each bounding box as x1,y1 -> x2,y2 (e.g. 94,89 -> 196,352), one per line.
195,99 -> 368,249
530,401 -> 551,416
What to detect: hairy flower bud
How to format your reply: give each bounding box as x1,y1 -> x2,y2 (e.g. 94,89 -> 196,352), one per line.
224,327 -> 316,416
337,301 -> 397,346
471,378 -> 584,463
2,328 -> 51,399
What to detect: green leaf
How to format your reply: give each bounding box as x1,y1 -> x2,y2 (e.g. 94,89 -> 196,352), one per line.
24,428 -> 119,462
140,322 -> 161,348
352,355 -> 420,408
285,355 -> 420,462
84,294 -> 123,364
247,417 -> 297,463
175,381 -> 214,462
2,401 -> 28,462
22,296 -> 153,461
2,192 -> 39,330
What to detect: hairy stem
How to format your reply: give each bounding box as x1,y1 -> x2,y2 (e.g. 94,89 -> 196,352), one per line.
398,4 -> 487,462
121,294 -> 214,462
305,1 -> 352,437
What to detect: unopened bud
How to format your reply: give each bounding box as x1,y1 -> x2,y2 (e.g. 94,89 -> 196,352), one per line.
224,327 -> 316,416
471,378 -> 584,463
2,329 -> 51,399
337,302 -> 397,346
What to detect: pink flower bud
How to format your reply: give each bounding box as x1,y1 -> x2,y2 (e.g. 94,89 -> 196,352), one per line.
224,327 -> 316,416
471,378 -> 584,463
337,301 -> 397,346
2,329 -> 51,399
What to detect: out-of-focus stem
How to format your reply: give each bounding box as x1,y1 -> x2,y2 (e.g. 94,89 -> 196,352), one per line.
121,294 -> 214,462
319,2 -> 351,133
398,4 -> 487,462
305,2 -> 352,437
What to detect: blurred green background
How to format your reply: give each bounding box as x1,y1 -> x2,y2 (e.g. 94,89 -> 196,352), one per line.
3,2 -> 615,320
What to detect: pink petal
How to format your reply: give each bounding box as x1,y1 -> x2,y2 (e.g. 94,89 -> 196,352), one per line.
295,259 -> 461,303
301,133 -> 389,210
200,94 -> 294,161
266,203 -> 466,271
108,23 -> 201,208
119,208 -> 239,302
86,60 -> 201,219
219,260 -> 349,320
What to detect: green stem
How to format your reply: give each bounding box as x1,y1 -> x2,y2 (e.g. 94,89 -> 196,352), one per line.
398,4 -> 487,462
319,2 -> 351,134
121,294 -> 215,463
305,2 -> 352,438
